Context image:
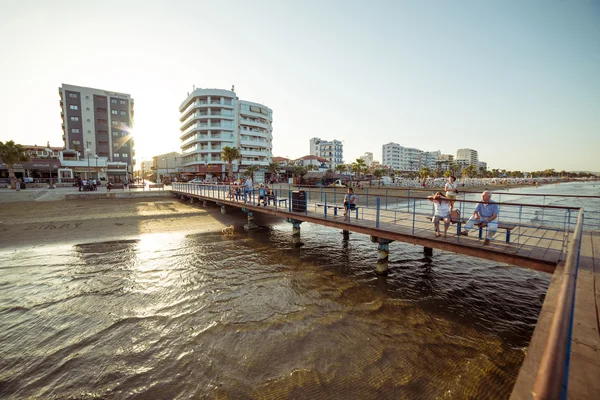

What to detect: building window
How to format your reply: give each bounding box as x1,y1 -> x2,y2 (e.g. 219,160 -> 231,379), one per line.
121,132 -> 127,136
111,110 -> 118,115
69,105 -> 79,110
111,98 -> 117,104
119,100 -> 126,105
72,128 -> 80,133
113,143 -> 119,148
111,121 -> 119,126
122,153 -> 128,158
68,92 -> 78,98
73,140 -> 81,145
96,107 -> 107,113
112,131 -> 119,136
70,116 -> 79,121
120,111 -> 127,116
114,153 -> 119,158
97,119 -> 107,124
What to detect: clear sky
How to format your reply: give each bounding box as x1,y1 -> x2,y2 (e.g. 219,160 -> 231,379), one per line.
0,0 -> 598,172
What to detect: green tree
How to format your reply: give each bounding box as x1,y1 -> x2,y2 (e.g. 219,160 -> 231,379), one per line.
351,158 -> 367,179
443,170 -> 452,178
267,161 -> 280,180
220,146 -> 241,178
244,164 -> 259,180
293,165 -> 306,180
0,140 -> 30,190
373,168 -> 385,186
335,164 -> 347,175
419,166 -> 431,180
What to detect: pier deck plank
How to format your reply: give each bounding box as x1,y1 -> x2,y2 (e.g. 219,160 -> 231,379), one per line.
510,232 -> 600,399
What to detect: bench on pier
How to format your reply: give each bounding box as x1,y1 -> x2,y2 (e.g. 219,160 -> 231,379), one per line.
129,184 -> 145,189
148,184 -> 164,189
108,183 -> 125,190
315,203 -> 360,219
425,216 -> 515,243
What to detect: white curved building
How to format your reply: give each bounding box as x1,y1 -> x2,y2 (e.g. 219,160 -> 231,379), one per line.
179,88 -> 272,178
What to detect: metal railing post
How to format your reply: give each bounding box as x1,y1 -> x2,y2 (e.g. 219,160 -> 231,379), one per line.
376,197 -> 380,228
288,190 -> 292,212
385,188 -> 388,209
324,194 -> 327,218
412,199 -> 416,234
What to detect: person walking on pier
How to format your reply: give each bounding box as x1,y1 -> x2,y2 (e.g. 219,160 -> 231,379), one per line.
460,190 -> 499,245
343,187 -> 356,222
428,192 -> 451,237
445,175 -> 459,211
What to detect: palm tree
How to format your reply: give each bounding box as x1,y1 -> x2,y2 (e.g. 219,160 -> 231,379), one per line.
373,168 -> 385,187
419,166 -> 431,180
245,165 -> 259,180
0,141 -> 29,190
267,161 -> 280,181
352,158 -> 367,179
220,146 -> 241,178
335,164 -> 347,175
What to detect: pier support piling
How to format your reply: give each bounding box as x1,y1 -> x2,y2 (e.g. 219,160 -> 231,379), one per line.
287,218 -> 304,247
202,200 -> 207,208
424,247 -> 433,256
244,210 -> 258,230
221,205 -> 227,215
370,236 -> 394,275
190,197 -> 195,204
342,230 -> 350,241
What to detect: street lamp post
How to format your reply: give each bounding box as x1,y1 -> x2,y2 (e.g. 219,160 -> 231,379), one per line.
163,157 -> 169,183
95,155 -> 98,180
86,149 -> 91,180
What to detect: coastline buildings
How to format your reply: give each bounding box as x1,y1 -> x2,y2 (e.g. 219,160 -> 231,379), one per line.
309,137 -> 343,168
382,143 -> 423,171
59,84 -> 135,182
456,148 -> 478,166
360,152 -> 374,167
152,152 -> 182,181
179,88 -> 272,179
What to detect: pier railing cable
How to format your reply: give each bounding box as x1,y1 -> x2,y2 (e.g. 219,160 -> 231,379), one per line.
532,209 -> 584,400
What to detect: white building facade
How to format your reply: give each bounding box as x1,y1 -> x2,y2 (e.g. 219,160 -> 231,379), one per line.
456,148 -> 478,166
309,138 -> 343,168
360,152 -> 374,167
59,84 -> 135,181
382,143 -> 424,171
179,88 -> 272,178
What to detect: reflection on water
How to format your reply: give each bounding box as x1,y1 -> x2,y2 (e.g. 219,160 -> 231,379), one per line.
0,218 -> 549,399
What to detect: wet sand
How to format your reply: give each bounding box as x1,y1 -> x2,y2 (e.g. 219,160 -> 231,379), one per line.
0,197 -> 275,250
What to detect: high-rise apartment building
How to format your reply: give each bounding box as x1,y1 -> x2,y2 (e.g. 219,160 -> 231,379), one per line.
59,84 -> 135,181
382,143 -> 423,171
456,148 -> 478,166
360,152 -> 374,167
179,88 -> 272,177
309,138 -> 343,168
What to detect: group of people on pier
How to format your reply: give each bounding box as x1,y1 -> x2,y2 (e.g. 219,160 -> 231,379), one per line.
427,176 -> 499,244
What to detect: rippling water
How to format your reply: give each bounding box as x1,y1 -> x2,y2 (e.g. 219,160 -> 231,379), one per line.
0,182 -> 597,399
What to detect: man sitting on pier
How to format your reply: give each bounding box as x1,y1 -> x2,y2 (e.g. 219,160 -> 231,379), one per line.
460,190 -> 499,245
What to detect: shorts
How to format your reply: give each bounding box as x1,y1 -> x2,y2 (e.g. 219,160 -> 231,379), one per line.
344,203 -> 356,210
446,194 -> 457,200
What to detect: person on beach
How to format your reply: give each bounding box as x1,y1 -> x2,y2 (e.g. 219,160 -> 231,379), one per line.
427,192 -> 451,237
460,190 -> 499,245
445,175 -> 459,211
343,187 -> 356,222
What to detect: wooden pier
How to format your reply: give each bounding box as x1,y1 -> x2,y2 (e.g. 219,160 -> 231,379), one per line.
171,184 -> 599,399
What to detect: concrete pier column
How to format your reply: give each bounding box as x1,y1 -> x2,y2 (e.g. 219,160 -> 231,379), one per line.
424,247 -> 433,256
342,230 -> 350,240
287,218 -> 304,247
221,205 -> 227,214
202,200 -> 207,208
244,210 -> 258,230
190,197 -> 195,204
370,236 -> 394,275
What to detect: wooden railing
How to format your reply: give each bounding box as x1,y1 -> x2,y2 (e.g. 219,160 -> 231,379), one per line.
532,209 -> 584,399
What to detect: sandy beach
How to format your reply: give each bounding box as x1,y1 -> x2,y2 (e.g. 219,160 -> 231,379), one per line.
0,196 -> 277,250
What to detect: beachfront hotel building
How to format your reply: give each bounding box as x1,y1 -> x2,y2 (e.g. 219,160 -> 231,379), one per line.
360,152 -> 374,167
309,137 -> 343,169
59,84 -> 135,182
382,143 -> 424,171
179,88 -> 272,179
456,148 -> 478,166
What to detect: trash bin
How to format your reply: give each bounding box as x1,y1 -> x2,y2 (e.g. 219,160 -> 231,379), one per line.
292,190 -> 306,212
